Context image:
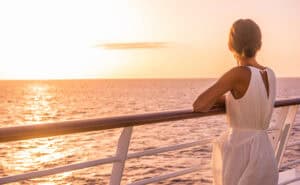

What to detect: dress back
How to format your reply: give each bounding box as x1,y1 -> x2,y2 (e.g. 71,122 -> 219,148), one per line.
225,66 -> 276,130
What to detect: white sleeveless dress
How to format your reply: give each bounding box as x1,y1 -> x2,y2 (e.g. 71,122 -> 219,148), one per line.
212,66 -> 279,185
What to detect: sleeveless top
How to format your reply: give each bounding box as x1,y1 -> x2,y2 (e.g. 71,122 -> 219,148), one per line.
212,66 -> 279,185
225,66 -> 277,130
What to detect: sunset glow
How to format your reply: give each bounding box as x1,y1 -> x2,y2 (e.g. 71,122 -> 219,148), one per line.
0,0 -> 300,79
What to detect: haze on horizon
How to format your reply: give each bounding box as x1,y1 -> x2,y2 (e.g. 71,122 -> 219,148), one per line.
0,0 -> 299,80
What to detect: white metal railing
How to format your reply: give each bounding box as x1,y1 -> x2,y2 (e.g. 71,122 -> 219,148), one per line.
0,98 -> 299,185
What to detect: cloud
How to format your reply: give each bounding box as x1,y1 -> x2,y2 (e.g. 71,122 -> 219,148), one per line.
96,42 -> 169,50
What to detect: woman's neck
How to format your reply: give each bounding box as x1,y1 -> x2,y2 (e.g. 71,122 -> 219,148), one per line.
236,57 -> 258,67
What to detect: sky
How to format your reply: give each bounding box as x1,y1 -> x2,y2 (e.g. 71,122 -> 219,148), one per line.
0,0 -> 299,79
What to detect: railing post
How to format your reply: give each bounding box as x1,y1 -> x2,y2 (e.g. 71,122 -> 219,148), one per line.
269,106 -> 289,149
110,127 -> 133,185
275,105 -> 298,168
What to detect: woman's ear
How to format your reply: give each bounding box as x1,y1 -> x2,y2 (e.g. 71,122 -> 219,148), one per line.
233,52 -> 239,61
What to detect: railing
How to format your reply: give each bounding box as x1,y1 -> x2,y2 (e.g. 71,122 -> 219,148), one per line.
0,98 -> 299,184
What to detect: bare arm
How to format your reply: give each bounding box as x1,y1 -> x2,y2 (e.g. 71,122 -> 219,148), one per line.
212,95 -> 226,109
193,68 -> 239,112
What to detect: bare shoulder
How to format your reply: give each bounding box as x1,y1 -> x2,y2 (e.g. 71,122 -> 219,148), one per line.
231,66 -> 251,74
221,66 -> 251,81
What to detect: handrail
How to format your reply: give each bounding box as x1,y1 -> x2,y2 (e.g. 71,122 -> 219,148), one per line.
0,98 -> 299,143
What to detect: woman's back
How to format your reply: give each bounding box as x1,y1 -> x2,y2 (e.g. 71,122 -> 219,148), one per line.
212,66 -> 279,185
226,66 -> 277,130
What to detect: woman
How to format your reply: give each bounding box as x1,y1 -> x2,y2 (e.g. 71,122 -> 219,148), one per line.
193,19 -> 278,185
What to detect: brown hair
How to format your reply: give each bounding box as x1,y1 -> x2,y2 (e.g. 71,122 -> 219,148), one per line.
228,19 -> 262,58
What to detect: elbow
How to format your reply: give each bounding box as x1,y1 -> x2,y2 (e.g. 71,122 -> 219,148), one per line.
195,107 -> 210,113
193,103 -> 210,112
192,102 -> 200,111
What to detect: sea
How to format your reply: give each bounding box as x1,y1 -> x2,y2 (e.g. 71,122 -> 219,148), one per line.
0,78 -> 299,185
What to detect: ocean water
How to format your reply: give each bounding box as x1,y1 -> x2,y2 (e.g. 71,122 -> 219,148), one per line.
0,78 -> 299,185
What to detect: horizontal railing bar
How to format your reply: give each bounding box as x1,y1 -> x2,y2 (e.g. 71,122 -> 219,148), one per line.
128,166 -> 201,185
287,141 -> 300,147
0,108 -> 224,143
279,177 -> 300,185
0,98 -> 299,143
280,159 -> 300,169
127,138 -> 213,159
275,98 -> 300,107
0,156 -> 118,184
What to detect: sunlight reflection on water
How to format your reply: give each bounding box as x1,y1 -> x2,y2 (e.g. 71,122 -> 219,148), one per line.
22,84 -> 56,123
